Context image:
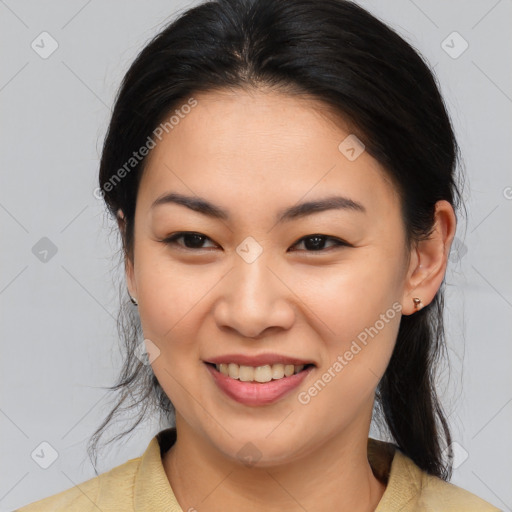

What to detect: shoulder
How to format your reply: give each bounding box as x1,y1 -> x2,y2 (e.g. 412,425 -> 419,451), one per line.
417,470 -> 502,511
14,456 -> 142,511
384,448 -> 502,511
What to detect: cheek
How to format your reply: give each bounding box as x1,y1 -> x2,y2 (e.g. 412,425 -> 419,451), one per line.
292,255 -> 403,406
297,276 -> 401,425
135,250 -> 219,340
134,259 -> 213,414
294,253 -> 402,344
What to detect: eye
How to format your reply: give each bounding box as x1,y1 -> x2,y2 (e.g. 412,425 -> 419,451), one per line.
161,232 -> 218,250
161,232 -> 349,253
289,234 -> 349,252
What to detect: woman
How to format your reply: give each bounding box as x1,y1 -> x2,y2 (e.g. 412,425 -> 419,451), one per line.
17,0 -> 500,510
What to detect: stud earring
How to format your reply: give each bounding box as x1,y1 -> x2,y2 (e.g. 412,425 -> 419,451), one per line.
129,294 -> 138,306
412,297 -> 422,310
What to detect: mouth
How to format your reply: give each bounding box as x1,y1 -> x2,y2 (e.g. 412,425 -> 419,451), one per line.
204,362 -> 315,383
203,360 -> 316,406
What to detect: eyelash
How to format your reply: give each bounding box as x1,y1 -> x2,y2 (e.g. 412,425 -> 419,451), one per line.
160,231 -> 350,253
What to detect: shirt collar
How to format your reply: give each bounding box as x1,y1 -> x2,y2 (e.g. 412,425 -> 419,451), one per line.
133,427 -> 182,511
368,437 -> 421,509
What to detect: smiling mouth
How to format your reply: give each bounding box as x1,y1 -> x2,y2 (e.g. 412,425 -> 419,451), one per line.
205,362 -> 315,383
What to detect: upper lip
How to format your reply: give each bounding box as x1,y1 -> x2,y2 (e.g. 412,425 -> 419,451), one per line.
205,353 -> 316,367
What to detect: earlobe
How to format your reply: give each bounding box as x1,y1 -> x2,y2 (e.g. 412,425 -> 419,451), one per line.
117,208 -> 126,233
401,200 -> 457,315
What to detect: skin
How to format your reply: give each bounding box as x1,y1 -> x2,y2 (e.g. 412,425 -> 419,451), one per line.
119,87 -> 456,512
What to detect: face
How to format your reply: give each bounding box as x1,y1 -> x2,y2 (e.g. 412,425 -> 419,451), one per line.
125,87 -> 412,465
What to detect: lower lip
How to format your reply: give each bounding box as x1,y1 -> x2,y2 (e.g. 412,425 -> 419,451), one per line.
205,363 -> 314,406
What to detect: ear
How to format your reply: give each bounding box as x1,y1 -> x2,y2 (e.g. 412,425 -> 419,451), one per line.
401,200 -> 457,315
117,209 -> 137,300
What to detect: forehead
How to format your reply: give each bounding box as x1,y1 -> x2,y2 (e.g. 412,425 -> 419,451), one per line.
137,88 -> 400,223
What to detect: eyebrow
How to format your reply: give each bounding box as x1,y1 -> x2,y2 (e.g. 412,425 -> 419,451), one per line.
151,192 -> 366,224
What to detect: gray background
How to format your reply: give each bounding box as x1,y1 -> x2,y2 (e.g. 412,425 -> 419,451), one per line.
1,0 -> 511,510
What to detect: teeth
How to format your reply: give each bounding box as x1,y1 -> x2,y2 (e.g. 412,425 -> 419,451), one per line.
239,365 -> 254,382
254,365 -> 272,383
214,362 -> 307,382
272,363 -> 285,379
228,363 -> 239,379
284,364 -> 295,377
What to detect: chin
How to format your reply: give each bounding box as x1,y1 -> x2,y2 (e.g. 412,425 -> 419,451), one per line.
210,429 -> 310,469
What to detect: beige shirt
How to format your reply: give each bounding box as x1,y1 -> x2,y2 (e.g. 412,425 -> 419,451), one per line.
16,427 -> 501,511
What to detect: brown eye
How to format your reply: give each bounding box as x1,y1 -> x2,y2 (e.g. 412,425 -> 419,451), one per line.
162,232 -> 218,250
290,235 -> 349,252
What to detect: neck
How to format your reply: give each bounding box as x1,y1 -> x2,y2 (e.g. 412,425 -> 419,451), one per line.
163,411 -> 386,512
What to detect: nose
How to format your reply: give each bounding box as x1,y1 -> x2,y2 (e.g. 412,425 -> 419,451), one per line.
213,252 -> 296,339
